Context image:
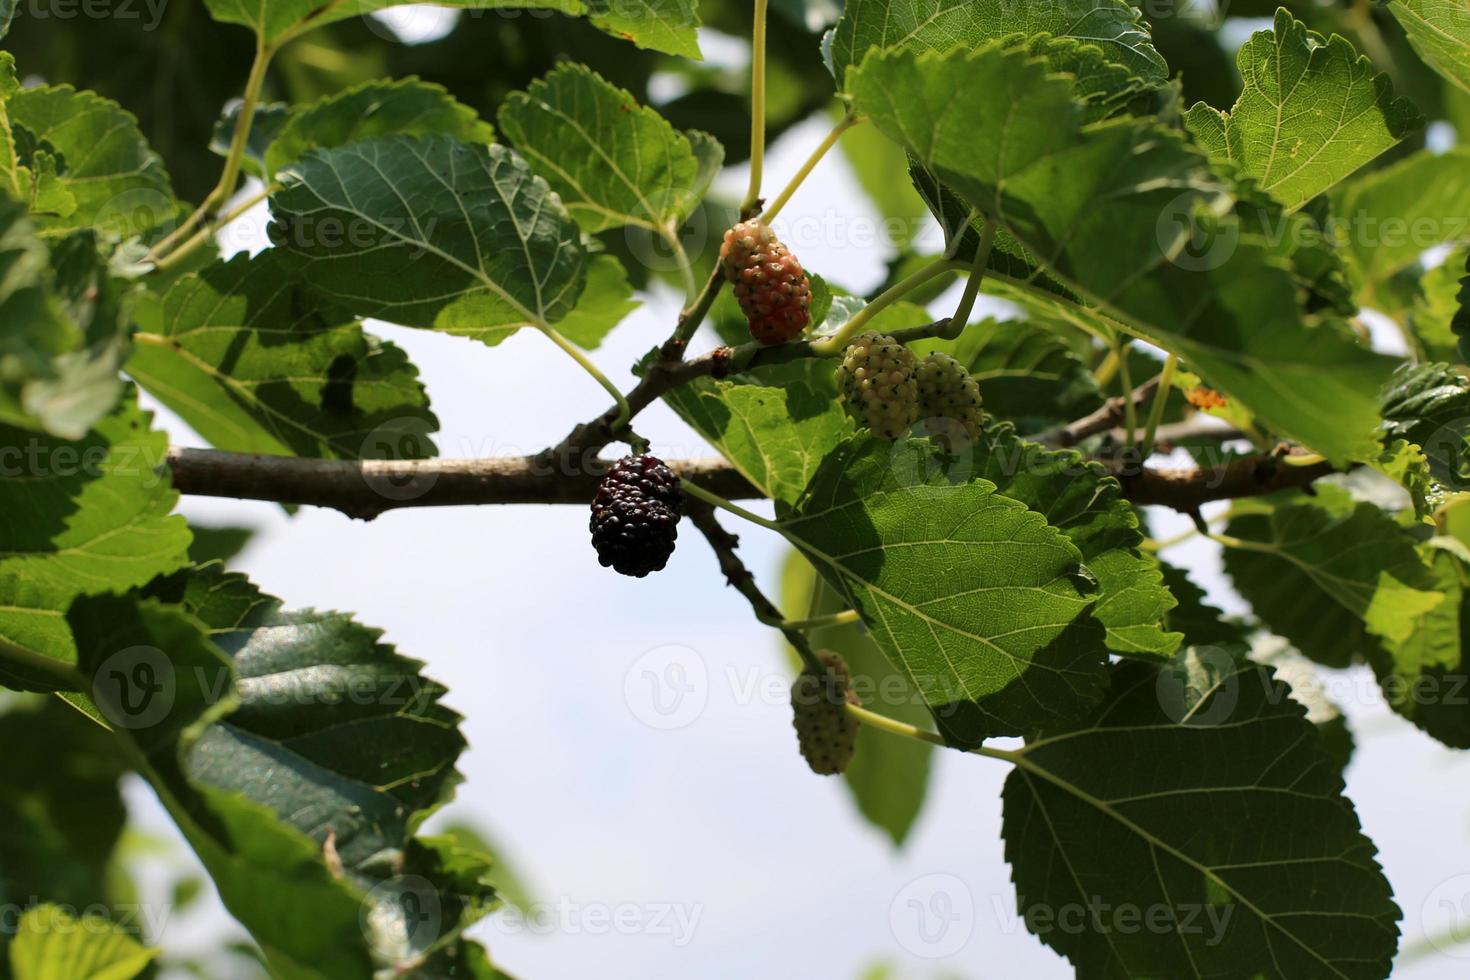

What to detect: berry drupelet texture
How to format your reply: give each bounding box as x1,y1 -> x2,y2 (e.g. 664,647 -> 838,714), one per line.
590,455 -> 685,578
791,650 -> 861,776
835,331 -> 921,441
719,219 -> 812,345
916,351 -> 983,441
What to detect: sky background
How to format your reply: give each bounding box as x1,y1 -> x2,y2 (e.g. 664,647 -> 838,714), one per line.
112,15 -> 1470,980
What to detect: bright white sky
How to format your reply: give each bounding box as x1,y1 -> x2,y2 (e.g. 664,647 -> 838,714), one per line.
122,23 -> 1470,980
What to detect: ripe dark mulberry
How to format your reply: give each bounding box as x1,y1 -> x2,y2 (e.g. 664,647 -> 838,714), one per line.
719,219 -> 812,345
791,650 -> 861,776
590,455 -> 685,577
835,331 -> 920,441
916,352 -> 983,441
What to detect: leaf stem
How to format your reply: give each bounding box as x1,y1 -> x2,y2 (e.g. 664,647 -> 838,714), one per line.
809,257 -> 963,356
1141,526 -> 1201,553
740,0 -> 769,216
673,264 -> 726,347
680,479 -> 784,533
1115,340 -> 1137,447
756,609 -> 860,631
149,39 -> 275,266
1138,354 -> 1178,457
150,186 -> 273,274
662,227 -> 699,304
845,703 -> 947,746
950,217 -> 997,329
540,325 -> 631,433
759,111 -> 861,223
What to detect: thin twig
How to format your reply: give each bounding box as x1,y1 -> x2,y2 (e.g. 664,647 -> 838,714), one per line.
688,503 -> 823,674
1036,377 -> 1160,448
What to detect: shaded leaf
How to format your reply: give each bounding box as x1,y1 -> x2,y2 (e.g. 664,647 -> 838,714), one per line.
0,389 -> 190,690
779,435 -> 1107,745
127,251 -> 439,459
264,77 -> 493,178
270,135 -> 587,345
851,41 -> 1398,463
1387,0 -> 1470,95
967,422 -> 1181,660
1329,148 -> 1470,307
781,550 -> 932,846
1003,649 -> 1400,979
1222,485 -> 1442,668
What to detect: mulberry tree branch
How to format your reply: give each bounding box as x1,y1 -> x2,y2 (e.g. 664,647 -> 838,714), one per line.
165,445 -> 1339,520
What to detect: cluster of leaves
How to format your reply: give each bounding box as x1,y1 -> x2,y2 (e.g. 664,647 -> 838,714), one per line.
3,0 -> 1470,976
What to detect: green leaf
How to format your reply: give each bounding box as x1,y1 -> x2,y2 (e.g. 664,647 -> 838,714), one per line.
0,205 -> 132,440
9,905 -> 157,980
499,63 -> 720,235
1183,10 -> 1420,212
967,423 -> 1182,660
1222,485 -> 1442,668
663,297 -> 933,507
1380,361 -> 1470,497
1410,246 -> 1469,363
662,355 -> 855,508
781,550 -> 932,846
851,41 -> 1398,463
1329,148 -> 1470,305
0,389 -> 191,690
552,252 -> 640,350
69,571 -> 493,979
264,77 -> 494,179
826,0 -> 1167,91
582,0 -> 701,58
127,251 -> 439,460
1387,0 -> 1470,95
5,84 -> 175,239
203,0 -> 698,55
779,436 -> 1107,745
1002,649 -> 1400,979
1365,543 -> 1470,748
270,135 -> 587,345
